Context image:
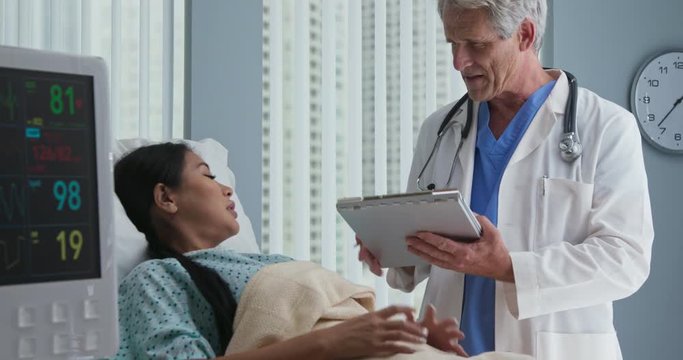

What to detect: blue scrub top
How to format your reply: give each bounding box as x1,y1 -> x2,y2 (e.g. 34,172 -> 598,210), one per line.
459,80 -> 556,355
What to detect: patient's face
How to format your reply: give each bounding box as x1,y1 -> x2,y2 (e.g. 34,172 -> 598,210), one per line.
172,151 -> 240,248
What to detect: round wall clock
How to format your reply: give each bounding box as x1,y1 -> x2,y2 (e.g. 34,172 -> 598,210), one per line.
631,50 -> 683,153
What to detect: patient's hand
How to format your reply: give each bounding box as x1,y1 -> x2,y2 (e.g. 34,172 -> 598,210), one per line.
321,305 -> 427,359
420,304 -> 468,357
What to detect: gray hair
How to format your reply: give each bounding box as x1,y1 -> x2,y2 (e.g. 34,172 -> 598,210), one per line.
437,0 -> 547,53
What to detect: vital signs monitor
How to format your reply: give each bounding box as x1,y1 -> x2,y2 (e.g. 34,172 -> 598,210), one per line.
0,46 -> 117,359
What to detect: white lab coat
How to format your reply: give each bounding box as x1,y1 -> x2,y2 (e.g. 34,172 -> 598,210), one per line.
387,70 -> 654,360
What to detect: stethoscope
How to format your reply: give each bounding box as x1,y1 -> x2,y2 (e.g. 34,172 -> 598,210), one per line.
416,71 -> 582,191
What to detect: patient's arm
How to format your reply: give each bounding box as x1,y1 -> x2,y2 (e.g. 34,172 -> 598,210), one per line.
218,305 -> 428,360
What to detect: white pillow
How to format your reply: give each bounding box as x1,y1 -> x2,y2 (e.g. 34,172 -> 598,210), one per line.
113,138 -> 260,281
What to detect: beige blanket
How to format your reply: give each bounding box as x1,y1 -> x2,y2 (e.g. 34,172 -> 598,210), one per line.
226,261 -> 532,360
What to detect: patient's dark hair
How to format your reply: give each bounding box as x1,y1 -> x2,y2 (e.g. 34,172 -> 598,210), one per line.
114,142 -> 235,352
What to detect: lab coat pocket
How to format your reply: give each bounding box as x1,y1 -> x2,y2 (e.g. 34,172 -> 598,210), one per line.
536,331 -> 618,360
535,178 -> 593,250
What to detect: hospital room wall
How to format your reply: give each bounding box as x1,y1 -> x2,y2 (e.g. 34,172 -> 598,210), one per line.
547,0 -> 683,358
184,0 -> 264,243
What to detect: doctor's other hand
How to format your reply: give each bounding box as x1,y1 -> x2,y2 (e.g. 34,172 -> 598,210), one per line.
320,305 -> 427,359
356,236 -> 383,276
420,304 -> 468,357
406,215 -> 515,282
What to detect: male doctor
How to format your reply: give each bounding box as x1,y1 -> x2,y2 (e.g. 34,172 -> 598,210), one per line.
357,0 -> 654,359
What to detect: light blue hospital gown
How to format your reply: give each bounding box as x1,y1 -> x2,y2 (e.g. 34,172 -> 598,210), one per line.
113,248 -> 292,360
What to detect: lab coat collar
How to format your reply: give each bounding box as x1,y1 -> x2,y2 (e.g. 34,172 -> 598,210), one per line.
508,69 -> 569,165
456,103 -> 478,205
543,69 -> 571,115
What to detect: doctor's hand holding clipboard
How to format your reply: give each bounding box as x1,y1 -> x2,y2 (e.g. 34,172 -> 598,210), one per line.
356,213 -> 515,283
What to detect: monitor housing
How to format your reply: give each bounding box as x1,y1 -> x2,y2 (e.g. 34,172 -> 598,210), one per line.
0,46 -> 117,359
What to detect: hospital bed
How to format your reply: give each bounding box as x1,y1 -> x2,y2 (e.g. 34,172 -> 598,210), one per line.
113,138 -> 532,360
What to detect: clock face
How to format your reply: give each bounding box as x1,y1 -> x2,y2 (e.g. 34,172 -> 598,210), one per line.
631,51 -> 683,153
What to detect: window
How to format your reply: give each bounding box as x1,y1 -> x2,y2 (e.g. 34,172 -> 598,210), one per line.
0,0 -> 186,140
262,0 -> 466,308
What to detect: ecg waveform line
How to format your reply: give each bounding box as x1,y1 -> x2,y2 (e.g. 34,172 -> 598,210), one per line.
0,80 -> 18,123
0,183 -> 26,222
0,238 -> 21,270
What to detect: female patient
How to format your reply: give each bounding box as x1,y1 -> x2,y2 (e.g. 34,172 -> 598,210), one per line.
113,142 -> 466,360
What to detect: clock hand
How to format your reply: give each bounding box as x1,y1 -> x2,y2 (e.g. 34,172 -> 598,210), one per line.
658,94 -> 683,127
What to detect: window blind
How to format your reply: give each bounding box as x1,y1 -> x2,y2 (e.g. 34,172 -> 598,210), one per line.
262,0 -> 464,308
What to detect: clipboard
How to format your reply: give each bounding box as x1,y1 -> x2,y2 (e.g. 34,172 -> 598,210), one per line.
336,190 -> 482,268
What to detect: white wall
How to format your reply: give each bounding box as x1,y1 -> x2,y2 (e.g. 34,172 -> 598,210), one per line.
185,0 -> 263,243
549,0 -> 683,358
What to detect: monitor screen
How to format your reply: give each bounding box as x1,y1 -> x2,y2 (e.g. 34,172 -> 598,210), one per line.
0,67 -> 100,286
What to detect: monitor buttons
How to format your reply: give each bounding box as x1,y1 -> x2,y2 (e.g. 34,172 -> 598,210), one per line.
17,306 -> 36,328
85,331 -> 99,351
51,302 -> 68,323
18,337 -> 36,359
52,334 -> 71,355
83,299 -> 99,319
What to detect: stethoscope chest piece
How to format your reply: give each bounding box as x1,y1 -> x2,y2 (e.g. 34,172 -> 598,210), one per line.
559,131 -> 582,162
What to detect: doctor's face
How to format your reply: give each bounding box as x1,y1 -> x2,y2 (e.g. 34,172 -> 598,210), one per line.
443,6 -> 521,102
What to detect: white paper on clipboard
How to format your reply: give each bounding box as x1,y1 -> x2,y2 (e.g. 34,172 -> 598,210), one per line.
336,190 -> 481,268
